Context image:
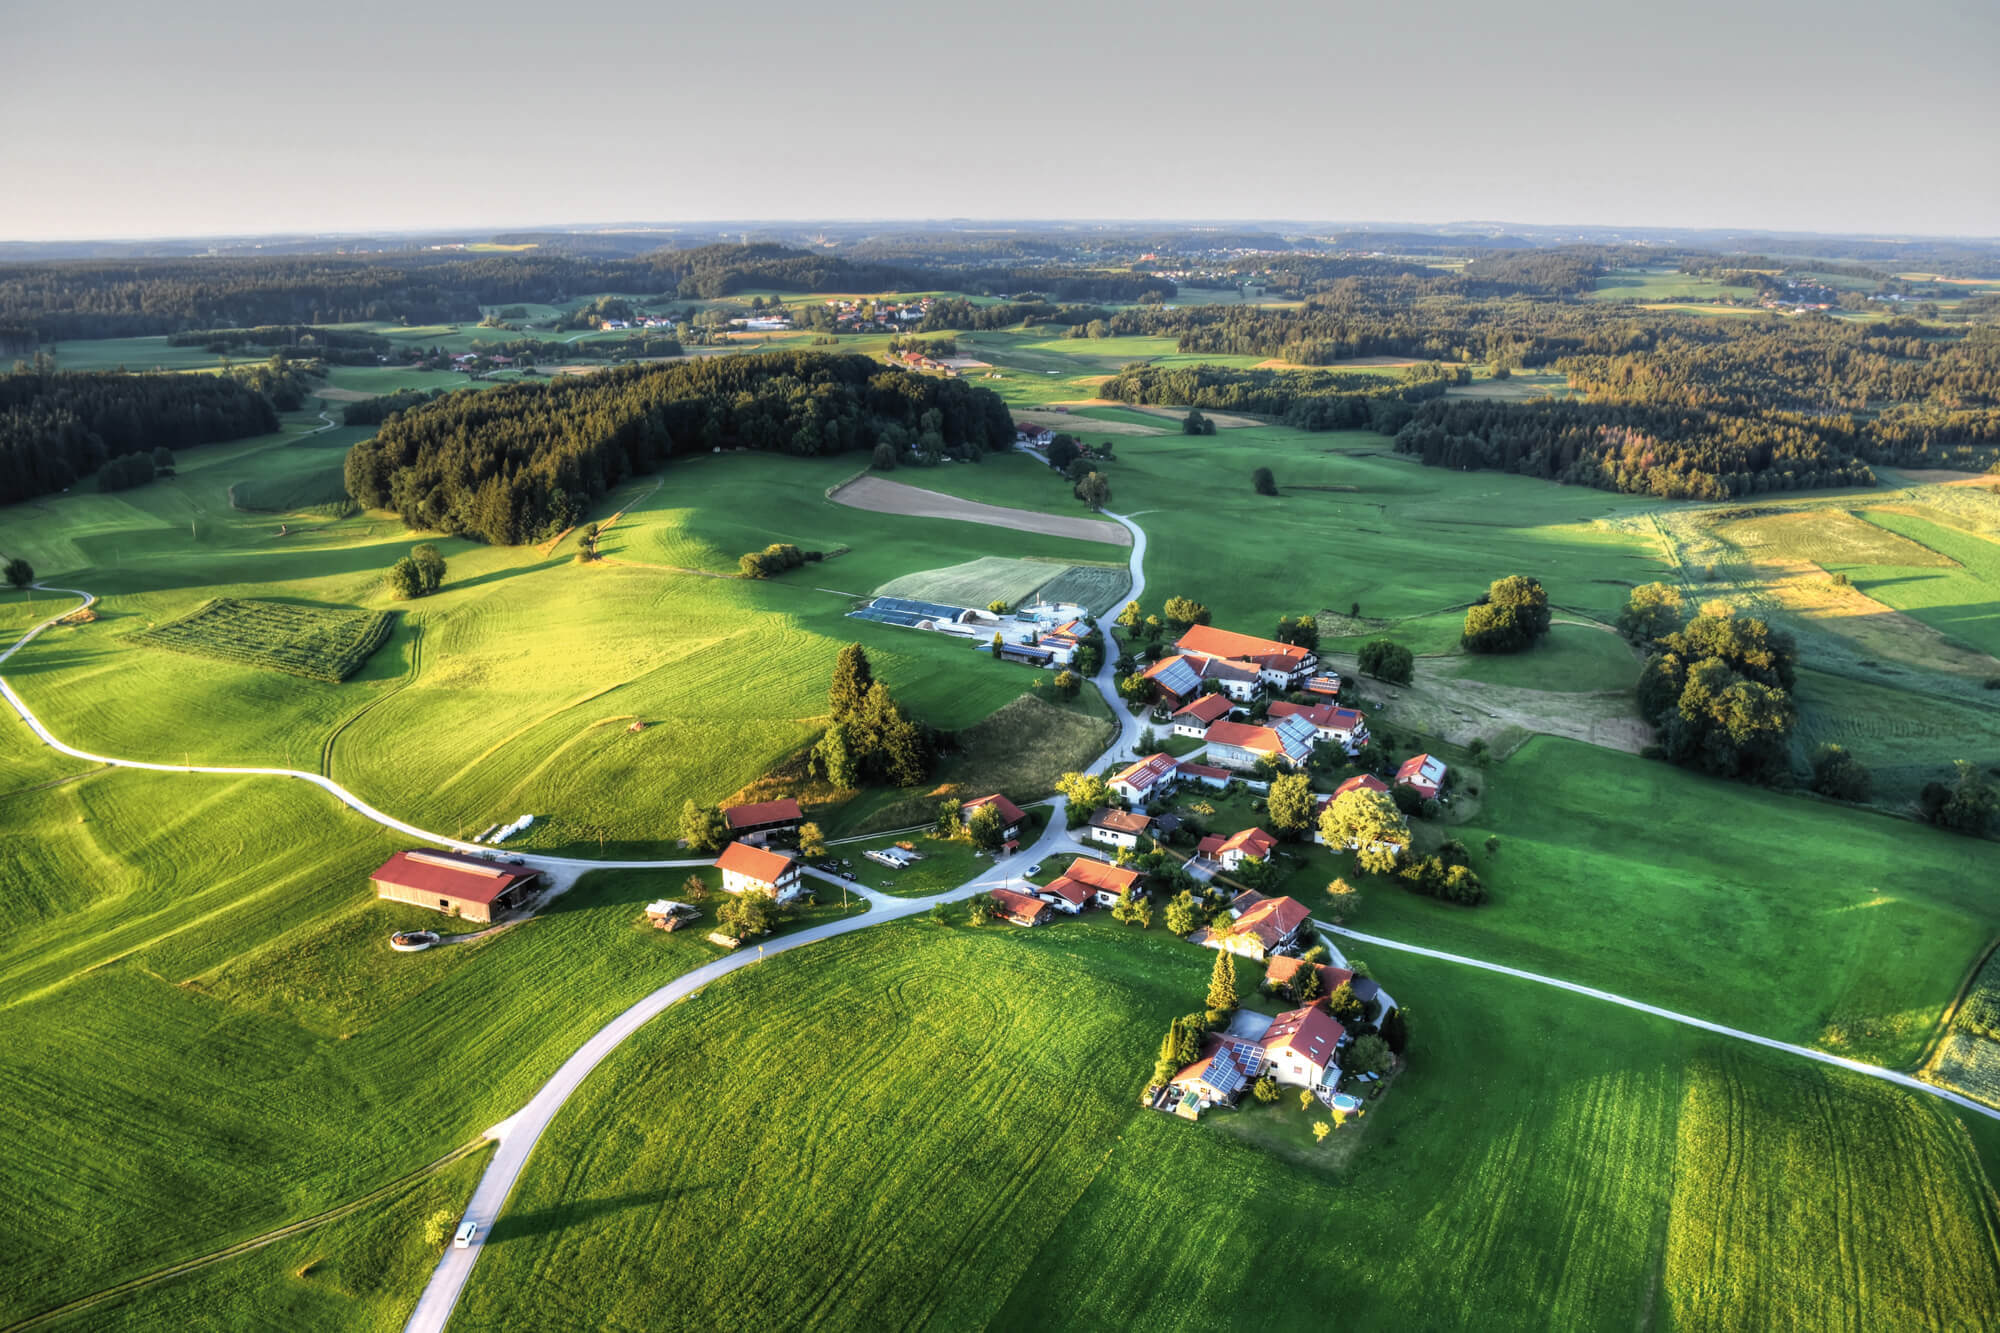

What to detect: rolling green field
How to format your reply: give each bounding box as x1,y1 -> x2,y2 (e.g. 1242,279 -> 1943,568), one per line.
456,917 -> 2000,1331
1293,738 -> 2000,1068
1589,268 -> 1759,303
0,759 -> 872,1328
1844,510 -> 2000,658
0,434 -> 1125,856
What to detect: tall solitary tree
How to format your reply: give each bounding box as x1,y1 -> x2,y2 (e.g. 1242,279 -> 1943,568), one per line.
1206,948 -> 1240,1014
3,556 -> 33,589
828,644 -> 875,722
410,543 -> 447,596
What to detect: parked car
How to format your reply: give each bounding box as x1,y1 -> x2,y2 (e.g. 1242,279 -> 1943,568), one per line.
1026,863 -> 1042,877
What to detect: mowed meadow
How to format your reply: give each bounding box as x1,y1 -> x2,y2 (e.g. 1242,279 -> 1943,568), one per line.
456,918 -> 2000,1332
0,426 -> 1126,855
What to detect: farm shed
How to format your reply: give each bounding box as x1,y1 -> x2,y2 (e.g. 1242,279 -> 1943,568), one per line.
369,850 -> 542,924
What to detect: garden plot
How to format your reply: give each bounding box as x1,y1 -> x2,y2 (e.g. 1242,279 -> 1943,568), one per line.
129,598 -> 393,683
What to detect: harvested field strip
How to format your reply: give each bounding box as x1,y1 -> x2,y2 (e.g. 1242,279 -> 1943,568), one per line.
129,599 -> 394,684
830,476 -> 1129,546
1010,410 -> 1162,437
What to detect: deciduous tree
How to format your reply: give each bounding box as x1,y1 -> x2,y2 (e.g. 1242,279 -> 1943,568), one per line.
3,556 -> 33,589
1356,638 -> 1413,685
1266,772 -> 1315,837
1318,789 -> 1409,874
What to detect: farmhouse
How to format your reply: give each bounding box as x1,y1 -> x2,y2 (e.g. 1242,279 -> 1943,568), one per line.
1109,752 -> 1180,807
992,887 -> 1054,927
997,642 -> 1057,667
723,797 -> 803,846
1144,653 -> 1263,707
1015,424 -> 1055,448
1175,624 -> 1317,689
1087,807 -> 1152,851
1203,715 -> 1318,771
1195,826 -> 1277,872
1265,700 -> 1370,753
715,840 -> 806,902
1397,753 -> 1449,800
962,793 -> 1027,853
1049,855 -> 1144,909
1171,1036 -> 1262,1109
1191,889 -> 1313,959
1169,692 -> 1235,737
1260,1004 -> 1347,1089
370,850 -> 543,925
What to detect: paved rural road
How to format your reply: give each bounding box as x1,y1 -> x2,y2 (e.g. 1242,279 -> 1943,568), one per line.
1318,921 -> 2000,1124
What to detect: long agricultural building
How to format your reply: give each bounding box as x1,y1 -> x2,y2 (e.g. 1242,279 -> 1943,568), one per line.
369,849 -> 543,924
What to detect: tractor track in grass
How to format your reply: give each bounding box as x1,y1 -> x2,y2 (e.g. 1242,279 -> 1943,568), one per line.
321,623 -> 423,777
0,1139 -> 491,1332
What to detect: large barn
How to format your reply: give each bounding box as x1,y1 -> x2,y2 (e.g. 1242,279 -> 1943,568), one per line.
369,849 -> 543,924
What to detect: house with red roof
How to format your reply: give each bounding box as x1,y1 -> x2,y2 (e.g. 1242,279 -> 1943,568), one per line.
1396,753 -> 1448,800
1175,759 -> 1232,789
1047,855 -> 1144,910
1203,715 -> 1318,771
1260,1004 -> 1348,1088
961,794 -> 1027,852
1087,807 -> 1152,852
1265,700 -> 1370,753
1169,692 -> 1235,737
1190,889 -> 1314,960
715,840 -> 805,902
1109,752 -> 1180,807
722,797 -> 803,846
1196,827 -> 1276,872
370,849 -> 543,925
992,886 -> 1053,927
1170,1035 -> 1263,1110
1265,956 -> 1356,1003
1176,624 -> 1318,689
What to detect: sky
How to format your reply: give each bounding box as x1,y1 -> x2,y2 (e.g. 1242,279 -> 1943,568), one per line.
2,0 -> 1996,241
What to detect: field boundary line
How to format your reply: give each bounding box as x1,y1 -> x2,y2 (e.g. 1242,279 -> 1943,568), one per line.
2,1139 -> 490,1333
1318,920 -> 2000,1122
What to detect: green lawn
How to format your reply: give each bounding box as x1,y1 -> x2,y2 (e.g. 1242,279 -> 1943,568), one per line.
455,917 -> 2000,1330
1447,623 -> 1642,693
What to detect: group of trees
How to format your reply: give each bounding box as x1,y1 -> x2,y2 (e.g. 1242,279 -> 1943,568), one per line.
1461,575 -> 1551,654
1317,787 -> 1411,875
343,353 -> 1016,545
1099,363 -> 1453,432
738,542 -> 823,579
1625,584 -> 1799,782
1357,638 -> 1414,685
384,543 -> 448,599
0,366 -> 280,504
1272,613 -> 1320,650
811,645 -> 935,789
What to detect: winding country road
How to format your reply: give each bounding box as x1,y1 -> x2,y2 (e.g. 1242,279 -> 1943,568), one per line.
5,501 -> 1993,1333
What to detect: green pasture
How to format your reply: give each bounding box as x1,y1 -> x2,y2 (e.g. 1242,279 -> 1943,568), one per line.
44,337 -> 236,372
1792,667 -> 2000,809
1291,738 -> 2000,1067
1843,511 -> 2000,658
0,440 -> 1125,856
0,765 -> 868,1327
1444,622 -> 1642,693
456,917 -> 2000,1330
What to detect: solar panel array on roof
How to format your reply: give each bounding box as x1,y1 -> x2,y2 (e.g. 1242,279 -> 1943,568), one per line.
871,596 -> 971,622
1149,657 -> 1201,698
1272,712 -> 1319,763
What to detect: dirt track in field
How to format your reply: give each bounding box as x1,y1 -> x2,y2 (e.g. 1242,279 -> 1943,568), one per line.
829,477 -> 1130,546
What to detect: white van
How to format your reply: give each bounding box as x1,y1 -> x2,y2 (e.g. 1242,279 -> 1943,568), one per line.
453,1221 -> 478,1250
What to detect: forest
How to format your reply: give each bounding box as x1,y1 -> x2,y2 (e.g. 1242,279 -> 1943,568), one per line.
342,353 -> 1015,545
0,368 -> 280,504
1099,362 -> 1459,430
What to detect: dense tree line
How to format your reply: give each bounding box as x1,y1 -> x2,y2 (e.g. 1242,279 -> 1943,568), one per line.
343,352 -> 1015,545
1393,398 -> 1877,499
342,387 -> 452,427
0,368 -> 278,503
1626,585 -> 1799,782
1099,363 -> 1457,430
165,324 -> 395,364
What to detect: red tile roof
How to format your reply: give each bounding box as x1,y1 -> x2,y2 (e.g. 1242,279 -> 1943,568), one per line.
1177,760 -> 1231,781
1397,753 -> 1446,795
1197,834 -> 1226,857
1229,895 -> 1312,951
1218,827 -> 1276,861
1261,1004 -> 1346,1069
962,793 -> 1026,825
1060,857 -> 1142,893
1177,624 -> 1311,669
1089,808 -> 1152,835
370,850 -> 540,905
715,840 -> 795,885
1111,752 -> 1179,792
1204,720 -> 1282,754
1171,693 -> 1234,725
1336,773 -> 1390,797
1267,701 -> 1368,733
1265,956 -> 1354,995
724,797 -> 803,829
992,887 -> 1050,922
1040,876 -> 1092,908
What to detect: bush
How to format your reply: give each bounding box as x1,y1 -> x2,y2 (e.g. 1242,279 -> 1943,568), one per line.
1252,466 -> 1277,496
1809,743 -> 1872,802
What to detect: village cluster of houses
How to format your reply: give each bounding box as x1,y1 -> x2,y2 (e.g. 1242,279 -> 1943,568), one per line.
822,296 -> 933,332
598,314 -> 678,331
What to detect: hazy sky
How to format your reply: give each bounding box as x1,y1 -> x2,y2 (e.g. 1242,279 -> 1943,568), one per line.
2,0 -> 1995,240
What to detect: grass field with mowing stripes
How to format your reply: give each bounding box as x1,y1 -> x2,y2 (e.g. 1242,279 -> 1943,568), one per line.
130,598 -> 394,683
